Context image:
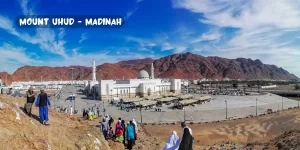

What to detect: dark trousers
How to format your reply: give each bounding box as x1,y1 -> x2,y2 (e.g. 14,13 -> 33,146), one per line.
127,139 -> 133,150
102,130 -> 107,139
123,133 -> 126,146
25,103 -> 33,116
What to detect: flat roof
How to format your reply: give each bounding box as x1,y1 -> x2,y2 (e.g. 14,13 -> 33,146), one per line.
157,97 -> 178,102
176,94 -> 194,99
144,95 -> 162,100
134,100 -> 157,106
179,99 -> 199,105
121,97 -> 143,102
162,93 -> 180,97
194,96 -> 212,101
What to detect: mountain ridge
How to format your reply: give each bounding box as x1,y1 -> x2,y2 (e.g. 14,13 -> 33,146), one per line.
1,53 -> 298,84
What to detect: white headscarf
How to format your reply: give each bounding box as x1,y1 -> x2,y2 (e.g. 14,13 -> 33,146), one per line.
132,119 -> 138,133
163,131 -> 180,150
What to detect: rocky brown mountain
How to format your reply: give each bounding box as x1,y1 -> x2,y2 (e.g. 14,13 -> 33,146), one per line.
1,63 -> 138,84
0,52 -> 298,84
118,52 -> 299,80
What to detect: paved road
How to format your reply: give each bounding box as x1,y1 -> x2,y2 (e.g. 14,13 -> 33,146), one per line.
52,85 -> 102,114
50,85 -> 300,124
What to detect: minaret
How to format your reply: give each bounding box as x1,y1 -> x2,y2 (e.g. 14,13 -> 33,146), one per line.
92,60 -> 96,81
151,63 -> 154,79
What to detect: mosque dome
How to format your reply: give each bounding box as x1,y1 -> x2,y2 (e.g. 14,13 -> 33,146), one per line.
137,70 -> 150,79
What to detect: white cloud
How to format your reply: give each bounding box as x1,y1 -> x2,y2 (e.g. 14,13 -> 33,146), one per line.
0,43 -> 42,73
173,0 -> 300,30
192,48 -> 203,52
161,42 -> 174,50
126,36 -> 156,47
79,33 -> 87,43
172,0 -> 300,77
47,51 -> 158,67
191,30 -> 221,43
0,0 -> 70,59
125,7 -> 139,20
18,0 -> 34,15
174,46 -> 187,53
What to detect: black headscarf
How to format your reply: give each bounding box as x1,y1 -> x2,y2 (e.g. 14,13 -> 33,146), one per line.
178,128 -> 193,150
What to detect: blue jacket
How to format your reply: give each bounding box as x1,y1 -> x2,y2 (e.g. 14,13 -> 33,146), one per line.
101,121 -> 108,131
35,94 -> 51,107
127,124 -> 135,140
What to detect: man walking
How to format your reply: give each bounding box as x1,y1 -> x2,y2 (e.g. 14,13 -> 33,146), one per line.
101,118 -> 108,140
25,87 -> 35,117
127,121 -> 135,150
97,107 -> 100,118
35,88 -> 51,125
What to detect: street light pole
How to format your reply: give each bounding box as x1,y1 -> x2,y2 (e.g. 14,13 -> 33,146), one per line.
183,107 -> 186,122
256,98 -> 258,116
70,68 -> 74,86
103,100 -> 105,117
298,95 -> 300,108
139,100 -> 143,123
225,100 -> 228,119
282,97 -> 283,111
73,92 -> 75,112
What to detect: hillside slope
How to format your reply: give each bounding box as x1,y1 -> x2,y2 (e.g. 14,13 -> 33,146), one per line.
1,53 -> 298,83
0,95 -> 110,150
5,63 -> 137,83
118,52 -> 299,80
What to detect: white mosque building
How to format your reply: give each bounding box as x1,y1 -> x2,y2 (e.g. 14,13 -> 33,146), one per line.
94,63 -> 181,100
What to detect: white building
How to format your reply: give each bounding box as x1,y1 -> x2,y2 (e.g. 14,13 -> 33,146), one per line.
10,80 -> 86,90
96,63 -> 181,100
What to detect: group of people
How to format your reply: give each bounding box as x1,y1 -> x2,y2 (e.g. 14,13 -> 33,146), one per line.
82,107 -> 100,120
163,122 -> 193,150
24,87 -> 51,125
101,115 -> 138,150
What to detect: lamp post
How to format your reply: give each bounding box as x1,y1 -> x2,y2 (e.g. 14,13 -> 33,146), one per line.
102,100 -> 105,117
73,92 -> 75,112
183,107 -> 186,122
256,98 -> 258,116
298,95 -> 300,108
225,100 -> 228,119
110,89 -> 113,101
282,97 -> 283,111
70,68 -> 74,86
139,100 -> 143,123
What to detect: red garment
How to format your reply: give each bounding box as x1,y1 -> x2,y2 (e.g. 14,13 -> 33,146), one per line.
116,127 -> 124,137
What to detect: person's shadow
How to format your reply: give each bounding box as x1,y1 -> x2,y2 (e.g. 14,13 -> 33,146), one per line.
19,107 -> 41,123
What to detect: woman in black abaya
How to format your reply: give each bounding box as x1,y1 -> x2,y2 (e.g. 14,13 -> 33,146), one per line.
178,128 -> 193,150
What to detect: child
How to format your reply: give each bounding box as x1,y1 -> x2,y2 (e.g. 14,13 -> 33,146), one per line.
107,127 -> 115,140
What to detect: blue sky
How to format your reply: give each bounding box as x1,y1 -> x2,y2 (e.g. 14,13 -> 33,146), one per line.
1,0 -> 300,77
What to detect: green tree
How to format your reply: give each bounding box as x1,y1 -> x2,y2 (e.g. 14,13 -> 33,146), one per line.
295,84 -> 300,90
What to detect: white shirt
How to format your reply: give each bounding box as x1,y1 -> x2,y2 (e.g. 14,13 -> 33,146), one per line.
70,107 -> 73,115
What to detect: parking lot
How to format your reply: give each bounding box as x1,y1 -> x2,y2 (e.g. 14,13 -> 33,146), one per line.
51,85 -> 299,123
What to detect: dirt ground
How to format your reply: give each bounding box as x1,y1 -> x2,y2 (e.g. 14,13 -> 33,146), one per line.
0,95 -> 110,150
143,108 -> 300,149
84,106 -> 300,150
